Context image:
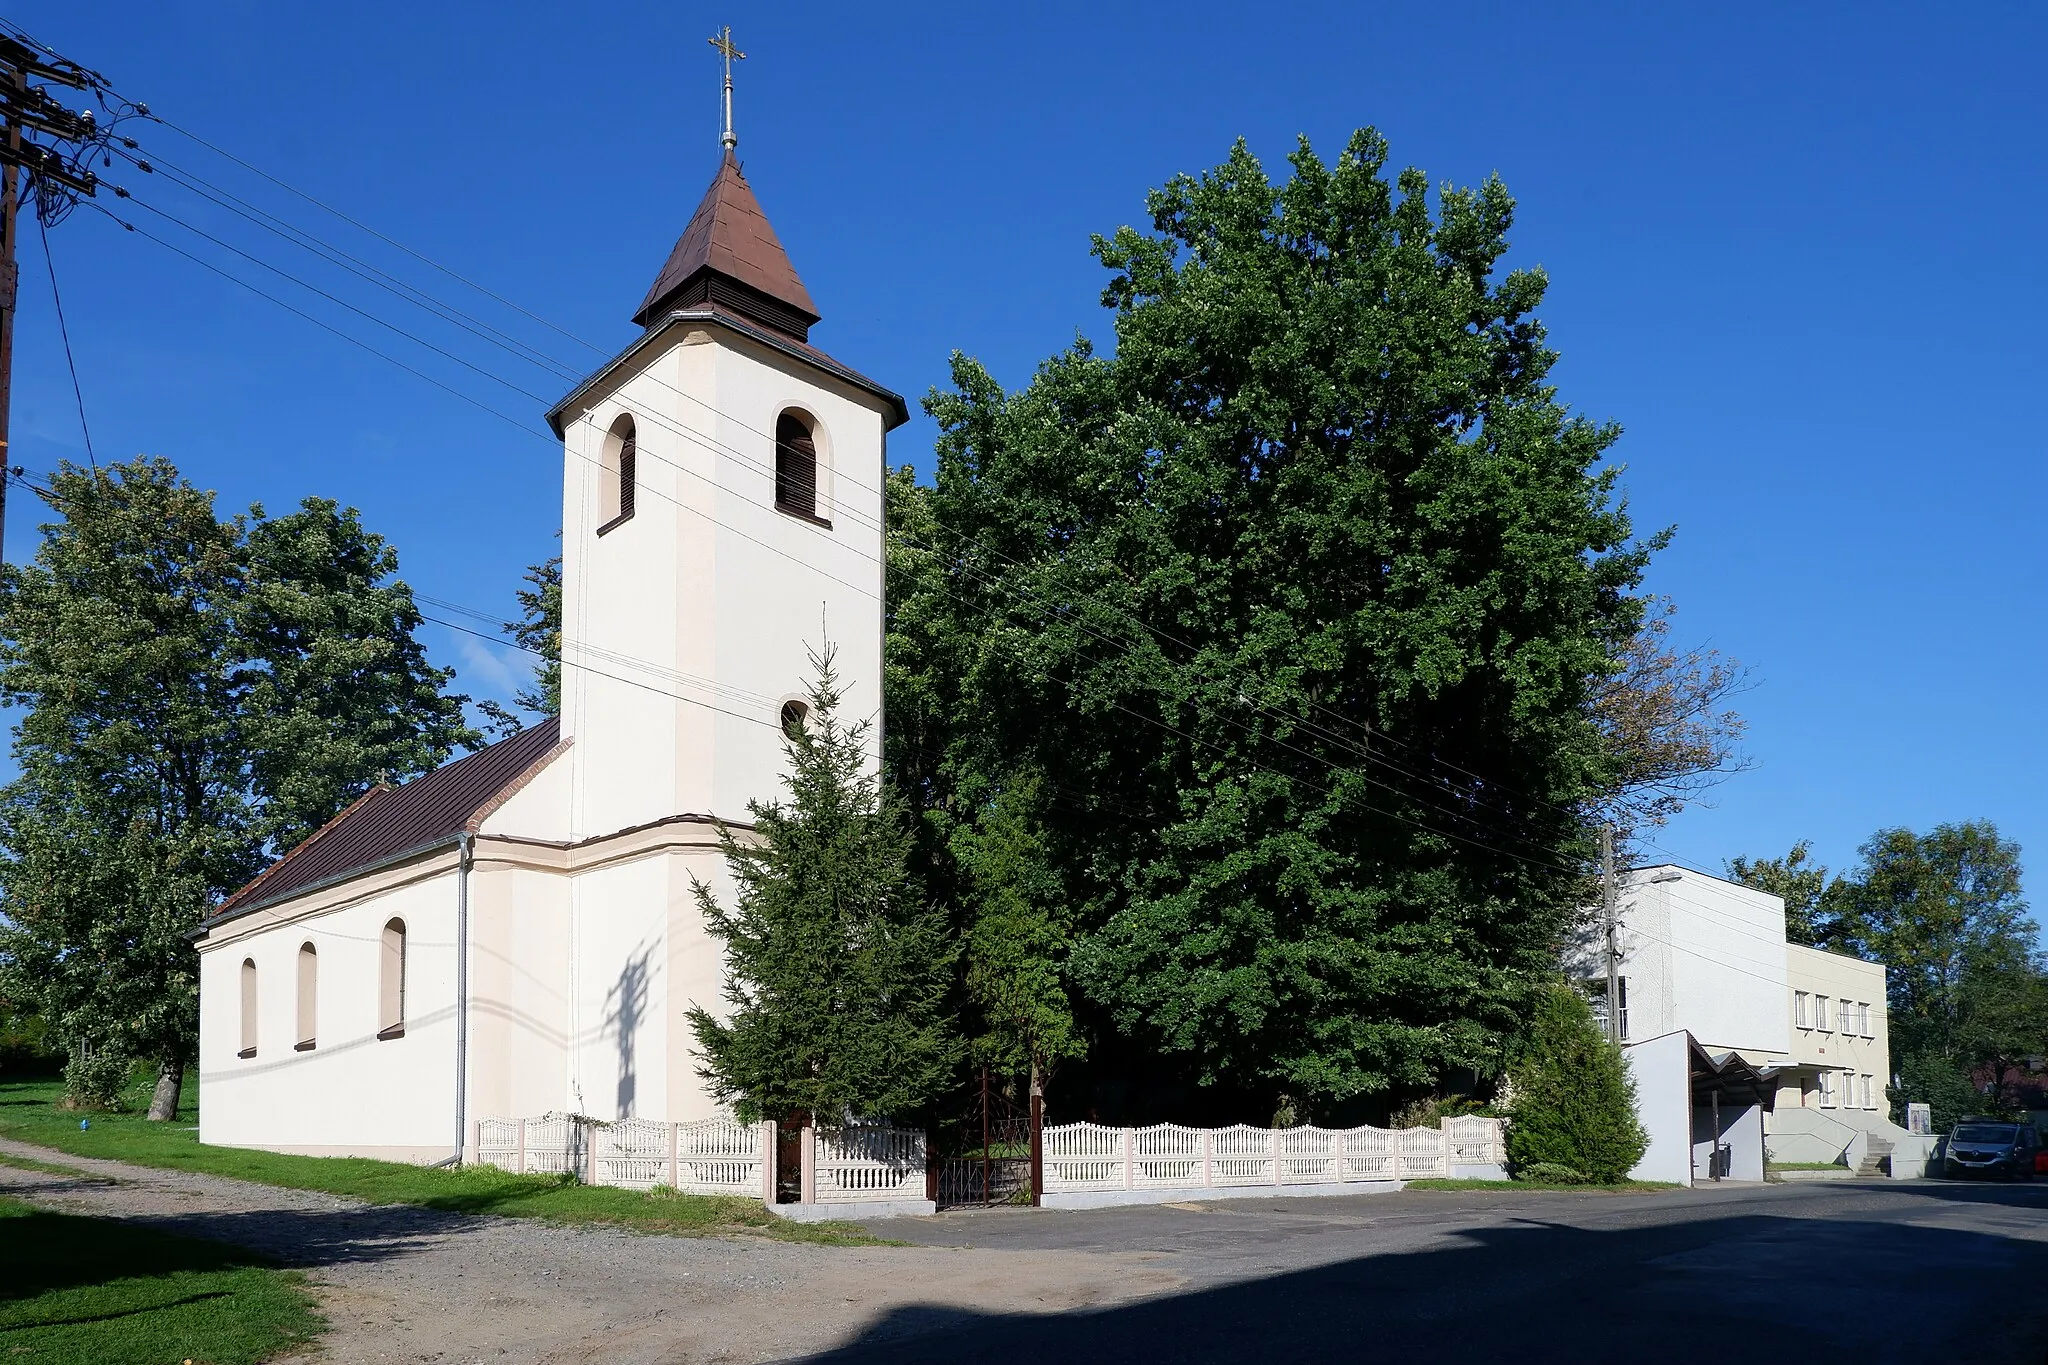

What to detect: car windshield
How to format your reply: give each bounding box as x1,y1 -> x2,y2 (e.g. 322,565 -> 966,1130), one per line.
1952,1124 -> 2020,1144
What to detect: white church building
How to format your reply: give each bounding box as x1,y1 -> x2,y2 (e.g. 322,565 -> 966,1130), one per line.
193,142 -> 907,1161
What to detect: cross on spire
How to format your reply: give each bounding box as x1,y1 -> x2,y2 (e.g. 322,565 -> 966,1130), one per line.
708,25 -> 745,151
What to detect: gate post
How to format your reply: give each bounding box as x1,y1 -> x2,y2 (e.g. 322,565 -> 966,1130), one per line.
1029,1091 -> 1043,1208
801,1122 -> 818,1203
759,1120 -> 776,1203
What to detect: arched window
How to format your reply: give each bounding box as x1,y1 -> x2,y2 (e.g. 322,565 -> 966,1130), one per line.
599,414 -> 637,533
779,698 -> 810,739
239,958 -> 258,1059
775,412 -> 818,519
379,919 -> 407,1040
295,942 -> 318,1051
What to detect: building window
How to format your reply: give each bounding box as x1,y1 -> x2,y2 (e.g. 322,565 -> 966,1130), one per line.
1793,990 -> 1810,1028
599,414 -> 636,533
379,919 -> 407,1040
1838,998 -> 1853,1034
1815,995 -> 1831,1032
1860,1074 -> 1874,1109
779,699 -> 810,739
1588,977 -> 1629,1040
1817,1071 -> 1834,1107
775,411 -> 820,520
239,958 -> 258,1059
295,942 -> 317,1052
1858,1002 -> 1872,1036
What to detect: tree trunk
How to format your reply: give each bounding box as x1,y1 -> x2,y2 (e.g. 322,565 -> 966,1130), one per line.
146,1059 -> 184,1121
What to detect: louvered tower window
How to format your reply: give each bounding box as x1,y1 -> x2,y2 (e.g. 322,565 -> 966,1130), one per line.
775,412 -> 817,519
599,415 -> 637,534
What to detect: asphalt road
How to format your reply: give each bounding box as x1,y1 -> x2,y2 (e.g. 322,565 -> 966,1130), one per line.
831,1179 -> 2048,1364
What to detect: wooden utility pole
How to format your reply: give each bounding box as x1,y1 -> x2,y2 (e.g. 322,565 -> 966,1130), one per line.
0,35 -> 98,564
0,58 -> 21,560
1601,825 -> 1621,1046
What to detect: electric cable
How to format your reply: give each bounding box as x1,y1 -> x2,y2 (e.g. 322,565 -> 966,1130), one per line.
35,214 -> 94,468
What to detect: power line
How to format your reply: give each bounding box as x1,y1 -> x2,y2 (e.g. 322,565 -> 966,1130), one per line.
34,211 -> 91,466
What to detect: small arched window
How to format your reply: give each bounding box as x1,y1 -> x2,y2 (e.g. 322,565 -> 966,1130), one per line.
775,412 -> 818,520
599,414 -> 637,533
295,942 -> 318,1051
380,919 -> 407,1040
239,958 -> 258,1059
780,699 -> 810,739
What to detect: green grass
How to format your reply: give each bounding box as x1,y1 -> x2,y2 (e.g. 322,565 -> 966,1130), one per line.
0,1193 -> 322,1364
0,1077 -> 885,1246
1403,1177 -> 1683,1192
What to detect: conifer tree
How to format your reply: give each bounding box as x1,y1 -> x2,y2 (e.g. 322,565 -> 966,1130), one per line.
1503,981 -> 1646,1182
687,648 -> 959,1125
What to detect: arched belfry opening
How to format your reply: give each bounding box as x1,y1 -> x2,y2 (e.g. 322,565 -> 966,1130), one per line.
775,412 -> 819,520
600,414 -> 636,533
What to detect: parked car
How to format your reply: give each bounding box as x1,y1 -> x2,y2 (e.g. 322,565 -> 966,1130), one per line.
1943,1120 -> 2040,1179
2037,1147 -> 2048,1176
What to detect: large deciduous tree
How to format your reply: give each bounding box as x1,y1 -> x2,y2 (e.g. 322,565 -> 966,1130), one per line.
1725,840 -> 1840,947
0,459 -> 475,1116
887,130 -> 1657,1119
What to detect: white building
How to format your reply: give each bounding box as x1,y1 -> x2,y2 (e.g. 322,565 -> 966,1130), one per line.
193,146 -> 906,1160
1568,866 -> 1913,1185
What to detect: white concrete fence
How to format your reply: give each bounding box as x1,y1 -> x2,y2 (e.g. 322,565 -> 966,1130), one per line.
1039,1115 -> 1505,1207
474,1112 -> 1506,1215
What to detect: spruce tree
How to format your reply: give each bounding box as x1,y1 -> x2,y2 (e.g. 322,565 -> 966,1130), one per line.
1503,981 -> 1646,1182
687,648 -> 959,1125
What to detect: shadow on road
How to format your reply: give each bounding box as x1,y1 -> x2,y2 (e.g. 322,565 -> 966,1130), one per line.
801,1195 -> 2048,1364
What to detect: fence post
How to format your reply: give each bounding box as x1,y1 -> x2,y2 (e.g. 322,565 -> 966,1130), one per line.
1272,1128 -> 1282,1186
801,1123 -> 818,1204
1123,1128 -> 1134,1189
667,1121 -> 679,1190
585,1119 -> 599,1186
471,1119 -> 479,1167
760,1120 -> 776,1204
1202,1130 -> 1213,1188
516,1119 -> 526,1175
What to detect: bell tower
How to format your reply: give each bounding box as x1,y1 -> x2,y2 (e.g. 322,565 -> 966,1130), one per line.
544,121 -> 907,841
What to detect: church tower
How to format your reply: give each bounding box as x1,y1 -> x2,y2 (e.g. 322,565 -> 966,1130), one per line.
545,148 -> 908,841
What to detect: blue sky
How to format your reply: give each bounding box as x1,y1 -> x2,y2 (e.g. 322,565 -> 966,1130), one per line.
14,2 -> 2047,896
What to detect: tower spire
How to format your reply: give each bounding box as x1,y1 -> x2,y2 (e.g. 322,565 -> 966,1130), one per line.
708,25 -> 744,151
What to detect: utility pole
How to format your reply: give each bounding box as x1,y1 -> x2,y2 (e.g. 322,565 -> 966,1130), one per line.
1600,825 -> 1621,1046
0,33 -> 100,563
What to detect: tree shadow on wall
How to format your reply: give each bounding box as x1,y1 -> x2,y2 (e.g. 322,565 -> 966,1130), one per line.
797,1205 -> 2048,1364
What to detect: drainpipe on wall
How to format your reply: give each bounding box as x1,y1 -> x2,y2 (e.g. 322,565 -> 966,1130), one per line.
453,831 -> 474,1166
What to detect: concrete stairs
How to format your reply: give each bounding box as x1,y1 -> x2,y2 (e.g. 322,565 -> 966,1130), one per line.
1853,1135 -> 1893,1177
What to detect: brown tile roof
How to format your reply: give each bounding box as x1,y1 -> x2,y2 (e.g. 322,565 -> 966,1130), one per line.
208,718 -> 564,926
633,151 -> 820,334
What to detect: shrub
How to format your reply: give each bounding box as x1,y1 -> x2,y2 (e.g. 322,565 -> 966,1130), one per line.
59,1044 -> 132,1111
1503,981 -> 1646,1183
1514,1162 -> 1590,1185
1890,1051 -> 1991,1133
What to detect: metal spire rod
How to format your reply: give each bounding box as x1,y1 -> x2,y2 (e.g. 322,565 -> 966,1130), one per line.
708,26 -> 744,151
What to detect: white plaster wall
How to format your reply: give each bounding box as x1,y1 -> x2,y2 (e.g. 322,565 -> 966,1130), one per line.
1623,1030 -> 1694,1186
480,749 -> 571,842
1623,868 -> 1788,1057
1786,942 -> 1889,1112
466,857 -> 572,1125
198,869 -> 460,1160
564,852 -> 673,1122
555,320 -> 889,846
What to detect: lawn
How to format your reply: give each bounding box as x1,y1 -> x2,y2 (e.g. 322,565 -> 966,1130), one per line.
0,1193 -> 322,1365
0,1076 -> 882,1245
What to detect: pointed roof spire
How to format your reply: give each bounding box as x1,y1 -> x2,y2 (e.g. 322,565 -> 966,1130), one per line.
631,152 -> 822,338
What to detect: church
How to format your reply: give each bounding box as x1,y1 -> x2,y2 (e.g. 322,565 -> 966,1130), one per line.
193,117 -> 907,1160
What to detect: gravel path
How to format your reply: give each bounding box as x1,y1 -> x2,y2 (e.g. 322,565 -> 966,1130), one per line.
0,1136 -> 1182,1363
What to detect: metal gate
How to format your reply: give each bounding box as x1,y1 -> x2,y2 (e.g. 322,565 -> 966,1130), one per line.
933,1069 -> 1037,1209
775,1117 -> 803,1203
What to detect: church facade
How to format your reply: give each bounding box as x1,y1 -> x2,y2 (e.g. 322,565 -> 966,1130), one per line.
193,149 -> 907,1161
